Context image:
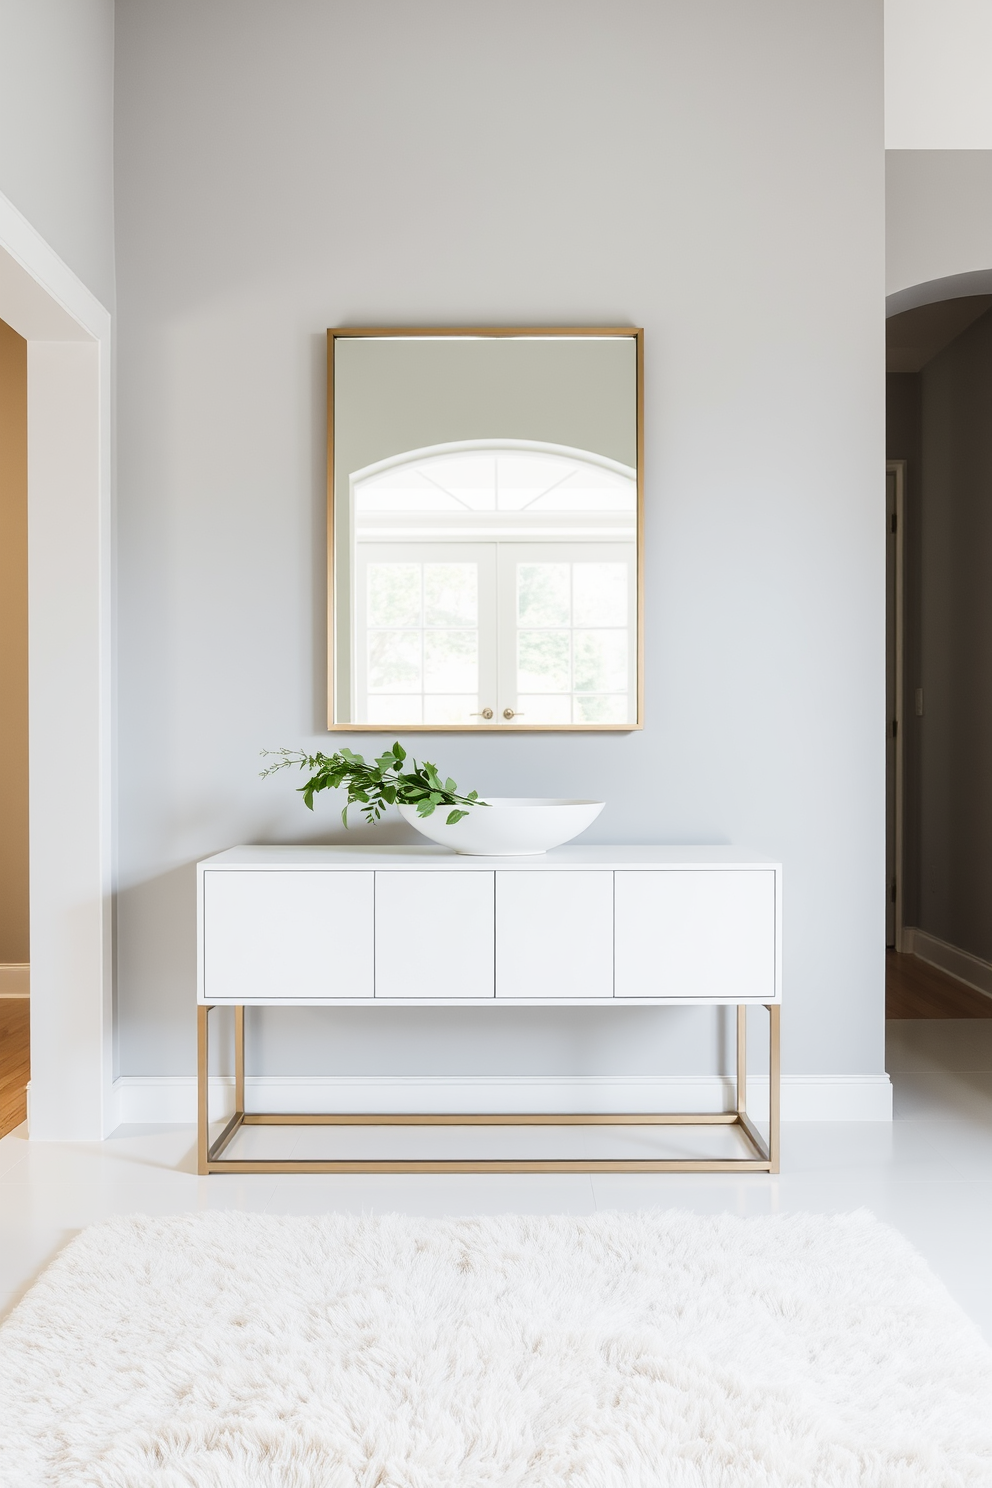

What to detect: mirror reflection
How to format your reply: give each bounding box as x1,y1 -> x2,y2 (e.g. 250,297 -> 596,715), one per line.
328,332 -> 641,729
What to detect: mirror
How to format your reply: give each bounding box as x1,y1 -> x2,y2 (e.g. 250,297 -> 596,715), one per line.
327,328 -> 642,730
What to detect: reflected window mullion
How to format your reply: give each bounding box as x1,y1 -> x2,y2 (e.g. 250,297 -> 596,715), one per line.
419,562 -> 426,714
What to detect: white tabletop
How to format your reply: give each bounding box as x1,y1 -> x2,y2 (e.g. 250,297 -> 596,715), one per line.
200,843 -> 779,870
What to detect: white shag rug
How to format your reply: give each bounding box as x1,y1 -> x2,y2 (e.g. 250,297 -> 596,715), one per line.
1,1211 -> 991,1487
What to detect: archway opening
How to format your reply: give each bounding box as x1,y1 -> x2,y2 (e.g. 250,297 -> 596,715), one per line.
885,285 -> 992,1019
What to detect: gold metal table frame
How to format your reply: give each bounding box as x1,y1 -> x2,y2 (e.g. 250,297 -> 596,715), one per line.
197,1003 -> 780,1175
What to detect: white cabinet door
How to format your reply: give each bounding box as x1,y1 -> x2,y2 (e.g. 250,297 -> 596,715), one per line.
496,871 -> 613,998
374,872 -> 495,998
614,870 -> 776,1000
202,871 -> 374,1001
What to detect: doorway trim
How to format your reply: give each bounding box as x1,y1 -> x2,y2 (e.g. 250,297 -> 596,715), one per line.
887,460 -> 906,953
0,189 -> 113,1139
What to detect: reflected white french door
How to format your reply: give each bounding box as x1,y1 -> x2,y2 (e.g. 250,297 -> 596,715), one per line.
354,543 -> 497,725
354,539 -> 635,724
497,543 -> 636,725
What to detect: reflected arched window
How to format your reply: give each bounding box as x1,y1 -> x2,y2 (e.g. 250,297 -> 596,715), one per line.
349,441 -> 636,726
354,440 -> 636,522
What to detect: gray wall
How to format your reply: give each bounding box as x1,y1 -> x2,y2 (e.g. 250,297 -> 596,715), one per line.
0,0 -> 116,309
114,0 -> 885,1083
917,309 -> 992,959
886,151 -> 992,299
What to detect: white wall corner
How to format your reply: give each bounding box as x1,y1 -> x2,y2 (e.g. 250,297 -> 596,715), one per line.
0,186 -> 114,1142
112,1073 -> 893,1127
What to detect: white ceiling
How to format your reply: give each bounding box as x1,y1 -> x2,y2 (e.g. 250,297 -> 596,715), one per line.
886,0 -> 992,148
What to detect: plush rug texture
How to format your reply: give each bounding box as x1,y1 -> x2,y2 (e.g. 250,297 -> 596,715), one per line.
1,1210 -> 990,1487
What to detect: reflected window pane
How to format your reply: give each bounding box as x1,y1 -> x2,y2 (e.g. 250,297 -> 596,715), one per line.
366,695 -> 423,724
518,694 -> 572,724
368,630 -> 421,692
573,630 -> 627,692
418,454 -> 497,510
424,630 -> 477,691
518,564 -> 570,627
424,564 -> 477,627
423,695 -> 478,725
367,564 -> 421,627
572,563 -> 627,627
518,630 -> 570,692
355,447 -> 635,518
574,694 -> 628,724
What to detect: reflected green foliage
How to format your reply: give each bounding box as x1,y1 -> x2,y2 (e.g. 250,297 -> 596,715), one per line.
573,563 -> 627,627
573,694 -> 627,723
573,630 -> 627,693
261,741 -> 486,828
424,564 -> 477,627
517,564 -> 570,627
424,630 -> 477,691
518,630 -> 570,692
367,564 -> 421,628
368,630 -> 421,691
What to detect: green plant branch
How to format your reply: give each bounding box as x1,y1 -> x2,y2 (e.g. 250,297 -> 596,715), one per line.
260,741 -> 488,828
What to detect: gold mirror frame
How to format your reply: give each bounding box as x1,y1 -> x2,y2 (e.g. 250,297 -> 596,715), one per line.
326,326 -> 644,731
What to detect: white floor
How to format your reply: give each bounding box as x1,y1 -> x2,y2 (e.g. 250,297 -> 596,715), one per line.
2,1019 -> 992,1342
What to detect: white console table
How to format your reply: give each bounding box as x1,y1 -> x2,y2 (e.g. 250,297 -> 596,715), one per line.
197,844 -> 781,1174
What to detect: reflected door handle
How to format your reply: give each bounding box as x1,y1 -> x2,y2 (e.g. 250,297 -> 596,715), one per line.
503,708 -> 524,720
471,707 -> 494,720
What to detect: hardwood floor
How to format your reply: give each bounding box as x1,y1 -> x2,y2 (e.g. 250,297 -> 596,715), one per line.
0,998 -> 29,1138
886,949 -> 992,1018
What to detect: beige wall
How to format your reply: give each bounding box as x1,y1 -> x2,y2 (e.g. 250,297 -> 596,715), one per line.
0,315 -> 28,963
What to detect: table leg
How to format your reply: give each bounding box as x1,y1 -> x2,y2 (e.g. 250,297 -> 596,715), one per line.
767,1002 -> 781,1174
235,1005 -> 245,1114
197,1004 -> 210,1175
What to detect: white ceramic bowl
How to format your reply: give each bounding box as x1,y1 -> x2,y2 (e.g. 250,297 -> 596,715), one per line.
398,797 -> 605,856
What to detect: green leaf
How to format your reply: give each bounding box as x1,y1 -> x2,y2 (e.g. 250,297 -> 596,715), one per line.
266,741 -> 485,830
445,809 -> 468,825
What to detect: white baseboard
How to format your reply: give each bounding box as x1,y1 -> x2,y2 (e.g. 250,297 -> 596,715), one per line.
112,1072 -> 893,1127
0,964 -> 29,997
902,927 -> 992,1002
